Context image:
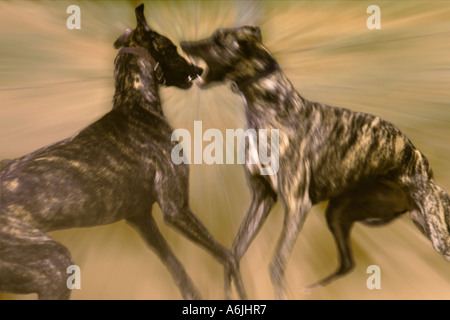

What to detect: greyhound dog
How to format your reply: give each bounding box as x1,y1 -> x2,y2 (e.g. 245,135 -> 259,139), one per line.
181,26 -> 450,299
0,5 -> 246,300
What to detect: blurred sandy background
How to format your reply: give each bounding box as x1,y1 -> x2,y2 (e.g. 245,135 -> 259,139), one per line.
0,0 -> 449,300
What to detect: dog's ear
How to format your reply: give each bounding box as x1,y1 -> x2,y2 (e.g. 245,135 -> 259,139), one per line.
249,26 -> 262,42
135,3 -> 151,32
240,26 -> 262,42
113,28 -> 132,49
236,26 -> 262,55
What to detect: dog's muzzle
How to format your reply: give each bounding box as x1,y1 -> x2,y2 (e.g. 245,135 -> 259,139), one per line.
184,52 -> 205,86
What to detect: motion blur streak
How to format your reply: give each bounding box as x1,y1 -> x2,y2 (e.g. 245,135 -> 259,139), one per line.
1,1 -> 449,299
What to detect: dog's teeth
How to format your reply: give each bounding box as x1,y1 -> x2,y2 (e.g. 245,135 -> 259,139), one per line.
196,75 -> 205,85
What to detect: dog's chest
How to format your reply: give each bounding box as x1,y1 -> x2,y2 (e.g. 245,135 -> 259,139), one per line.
244,129 -> 280,193
246,149 -> 278,193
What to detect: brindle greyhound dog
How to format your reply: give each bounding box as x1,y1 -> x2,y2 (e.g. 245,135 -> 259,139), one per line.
181,26 -> 450,299
0,5 -> 246,300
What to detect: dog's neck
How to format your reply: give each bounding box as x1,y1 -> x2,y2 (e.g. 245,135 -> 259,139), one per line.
233,61 -> 307,121
113,48 -> 163,116
232,60 -> 280,91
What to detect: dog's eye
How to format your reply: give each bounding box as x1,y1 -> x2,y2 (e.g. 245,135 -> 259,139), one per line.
157,43 -> 177,56
168,45 -> 180,56
238,39 -> 249,47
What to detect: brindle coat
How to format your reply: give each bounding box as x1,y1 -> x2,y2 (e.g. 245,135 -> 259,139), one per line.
181,26 -> 450,299
0,5 -> 246,300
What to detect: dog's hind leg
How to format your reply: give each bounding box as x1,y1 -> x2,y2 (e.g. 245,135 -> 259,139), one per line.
305,197 -> 355,292
224,176 -> 276,299
126,211 -> 201,300
305,181 -> 410,291
0,230 -> 73,300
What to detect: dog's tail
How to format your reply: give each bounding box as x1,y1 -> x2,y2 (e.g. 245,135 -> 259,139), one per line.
430,180 -> 450,258
405,147 -> 450,260
419,179 -> 450,261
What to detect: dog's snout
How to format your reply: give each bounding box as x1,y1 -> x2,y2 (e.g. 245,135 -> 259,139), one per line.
194,66 -> 203,76
180,41 -> 190,52
180,39 -> 208,55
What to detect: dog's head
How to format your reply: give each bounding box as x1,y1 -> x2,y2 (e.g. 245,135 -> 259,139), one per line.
181,26 -> 274,88
114,4 -> 202,89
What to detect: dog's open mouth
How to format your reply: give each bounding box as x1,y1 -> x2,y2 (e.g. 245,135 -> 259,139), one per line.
184,53 -> 206,87
183,52 -> 226,89
181,40 -> 219,88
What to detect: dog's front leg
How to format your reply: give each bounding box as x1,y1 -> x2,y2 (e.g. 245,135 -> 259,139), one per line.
126,211 -> 201,300
270,199 -> 312,299
269,166 -> 312,300
160,202 -> 247,299
224,175 -> 277,299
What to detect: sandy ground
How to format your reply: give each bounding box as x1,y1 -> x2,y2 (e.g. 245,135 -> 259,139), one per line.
0,0 -> 449,300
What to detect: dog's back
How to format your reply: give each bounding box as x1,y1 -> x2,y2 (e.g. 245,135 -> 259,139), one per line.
0,106 -> 184,231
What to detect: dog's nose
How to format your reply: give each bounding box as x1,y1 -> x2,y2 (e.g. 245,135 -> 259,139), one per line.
195,66 -> 203,77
